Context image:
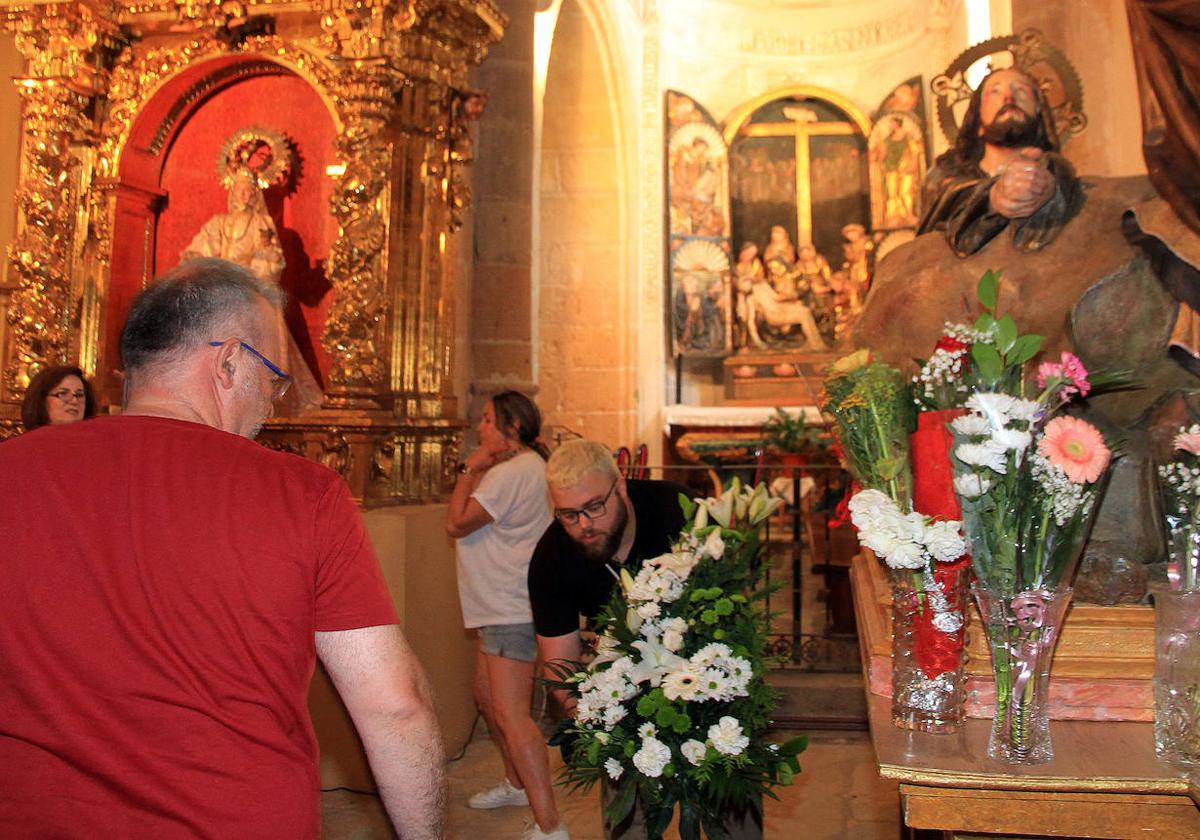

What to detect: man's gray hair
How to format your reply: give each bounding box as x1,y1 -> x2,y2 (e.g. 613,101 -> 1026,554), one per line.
545,439 -> 619,490
120,257 -> 283,375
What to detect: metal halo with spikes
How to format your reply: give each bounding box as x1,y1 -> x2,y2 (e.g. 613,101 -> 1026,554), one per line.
216,125 -> 295,189
931,28 -> 1086,148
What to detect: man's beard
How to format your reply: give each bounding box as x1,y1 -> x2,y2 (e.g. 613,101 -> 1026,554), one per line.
574,500 -> 629,563
980,108 -> 1041,148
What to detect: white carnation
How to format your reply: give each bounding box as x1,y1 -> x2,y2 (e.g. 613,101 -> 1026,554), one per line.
708,716 -> 749,757
922,519 -> 966,563
632,736 -> 672,777
681,739 -> 708,765
883,539 -> 927,570
605,757 -> 624,780
847,489 -> 898,531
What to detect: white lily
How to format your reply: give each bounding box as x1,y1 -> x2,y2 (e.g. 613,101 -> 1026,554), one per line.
693,502 -> 708,530
705,493 -> 735,528
628,637 -> 687,686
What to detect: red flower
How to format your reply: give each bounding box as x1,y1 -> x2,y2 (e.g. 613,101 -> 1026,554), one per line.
935,335 -> 969,355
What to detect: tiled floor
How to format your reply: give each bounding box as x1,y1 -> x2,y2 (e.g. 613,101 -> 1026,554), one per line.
321,725 -> 901,839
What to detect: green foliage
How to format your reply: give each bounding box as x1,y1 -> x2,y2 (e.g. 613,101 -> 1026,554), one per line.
822,353 -> 915,504
763,407 -> 825,454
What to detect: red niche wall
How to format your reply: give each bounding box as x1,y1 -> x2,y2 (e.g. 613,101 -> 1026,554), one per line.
107,64 -> 337,397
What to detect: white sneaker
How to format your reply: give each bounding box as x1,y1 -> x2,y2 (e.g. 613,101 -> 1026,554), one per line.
467,778 -> 529,809
520,821 -> 570,840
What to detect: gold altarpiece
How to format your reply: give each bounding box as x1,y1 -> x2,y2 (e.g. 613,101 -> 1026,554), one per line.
0,0 -> 503,503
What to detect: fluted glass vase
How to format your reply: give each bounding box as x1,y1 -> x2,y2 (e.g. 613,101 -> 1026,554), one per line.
973,584 -> 1073,764
890,564 -> 970,733
1153,586 -> 1200,766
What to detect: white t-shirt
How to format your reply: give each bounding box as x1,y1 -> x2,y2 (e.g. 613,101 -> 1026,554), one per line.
454,450 -> 552,628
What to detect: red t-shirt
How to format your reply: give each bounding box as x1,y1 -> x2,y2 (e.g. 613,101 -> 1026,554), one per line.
0,416 -> 398,838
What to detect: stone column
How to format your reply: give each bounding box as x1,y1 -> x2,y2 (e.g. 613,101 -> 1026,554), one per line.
468,0 -> 536,400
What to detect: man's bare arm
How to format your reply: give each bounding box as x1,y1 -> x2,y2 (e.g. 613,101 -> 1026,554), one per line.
316,625 -> 446,839
537,630 -> 583,716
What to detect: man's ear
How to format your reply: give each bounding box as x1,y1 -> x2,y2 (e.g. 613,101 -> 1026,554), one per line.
213,341 -> 239,390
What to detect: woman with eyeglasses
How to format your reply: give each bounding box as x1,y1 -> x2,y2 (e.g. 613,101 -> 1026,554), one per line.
20,365 -> 97,431
445,391 -> 568,840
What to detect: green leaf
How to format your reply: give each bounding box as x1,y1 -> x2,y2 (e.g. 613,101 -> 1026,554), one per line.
1009,333 -> 1044,366
624,740 -> 637,758
971,342 -> 1003,382
974,312 -> 996,334
995,314 -> 1017,354
586,738 -> 601,764
679,493 -> 696,520
778,735 -> 809,757
637,693 -> 660,716
977,269 -> 1000,311
655,705 -> 677,728
875,455 -> 904,481
604,776 -> 637,824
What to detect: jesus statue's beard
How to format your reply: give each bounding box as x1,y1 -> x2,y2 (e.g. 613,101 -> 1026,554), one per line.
980,109 -> 1042,148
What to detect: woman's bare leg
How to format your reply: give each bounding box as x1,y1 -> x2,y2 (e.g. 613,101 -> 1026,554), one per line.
483,651 -> 560,831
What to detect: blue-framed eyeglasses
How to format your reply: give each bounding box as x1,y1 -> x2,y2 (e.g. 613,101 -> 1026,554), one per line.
208,339 -> 292,400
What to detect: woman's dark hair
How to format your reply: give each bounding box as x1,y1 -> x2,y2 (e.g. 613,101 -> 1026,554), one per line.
491,390 -> 548,459
21,365 -> 97,431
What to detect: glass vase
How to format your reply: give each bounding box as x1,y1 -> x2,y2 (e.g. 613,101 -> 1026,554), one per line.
1152,586 -> 1200,766
890,564 -> 970,733
973,584 -> 1073,764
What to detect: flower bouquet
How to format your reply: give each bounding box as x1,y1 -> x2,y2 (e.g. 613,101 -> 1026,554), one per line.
948,270 -> 1116,764
824,351 -> 971,732
1152,426 -> 1200,764
549,480 -> 807,839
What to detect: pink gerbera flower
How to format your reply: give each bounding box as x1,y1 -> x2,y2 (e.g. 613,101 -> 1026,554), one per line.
1174,431 -> 1200,456
1037,416 -> 1110,484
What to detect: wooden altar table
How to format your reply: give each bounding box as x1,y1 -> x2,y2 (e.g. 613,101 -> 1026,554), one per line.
868,691 -> 1200,838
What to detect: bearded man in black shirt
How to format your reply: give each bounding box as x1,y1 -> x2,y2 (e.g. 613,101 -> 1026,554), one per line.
526,439 -> 691,716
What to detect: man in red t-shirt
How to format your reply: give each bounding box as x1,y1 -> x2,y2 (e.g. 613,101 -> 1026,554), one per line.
0,258 -> 445,838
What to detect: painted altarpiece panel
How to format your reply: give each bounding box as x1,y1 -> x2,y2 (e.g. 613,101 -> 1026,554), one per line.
665,82 -> 930,361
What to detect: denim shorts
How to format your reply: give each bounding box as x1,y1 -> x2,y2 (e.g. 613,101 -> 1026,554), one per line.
478,622 -> 538,663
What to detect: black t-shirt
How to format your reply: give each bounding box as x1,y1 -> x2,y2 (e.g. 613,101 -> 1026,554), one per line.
527,479 -> 691,638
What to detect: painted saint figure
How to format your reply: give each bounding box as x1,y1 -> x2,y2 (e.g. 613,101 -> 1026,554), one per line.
183,168 -> 286,283
182,167 -> 322,412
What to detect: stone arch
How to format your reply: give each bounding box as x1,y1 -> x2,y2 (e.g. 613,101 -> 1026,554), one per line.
537,0 -> 640,447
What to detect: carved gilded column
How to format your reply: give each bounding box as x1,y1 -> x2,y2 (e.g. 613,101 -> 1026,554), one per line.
1,2 -> 117,401
316,1 -> 414,409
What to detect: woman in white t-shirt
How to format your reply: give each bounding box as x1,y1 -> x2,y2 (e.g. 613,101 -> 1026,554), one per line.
445,391 -> 566,840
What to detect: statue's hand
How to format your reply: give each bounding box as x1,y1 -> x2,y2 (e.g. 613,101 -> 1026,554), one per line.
990,150 -> 1055,219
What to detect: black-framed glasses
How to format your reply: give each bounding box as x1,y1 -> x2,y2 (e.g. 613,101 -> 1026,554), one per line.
554,479 -> 618,526
208,339 -> 292,400
48,388 -> 86,402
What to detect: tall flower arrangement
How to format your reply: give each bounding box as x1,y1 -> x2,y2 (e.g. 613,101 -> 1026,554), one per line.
552,480 -> 806,839
947,270 -> 1117,764
824,351 -> 971,731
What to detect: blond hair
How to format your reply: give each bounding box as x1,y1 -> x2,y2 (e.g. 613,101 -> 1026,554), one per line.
545,439 -> 619,490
